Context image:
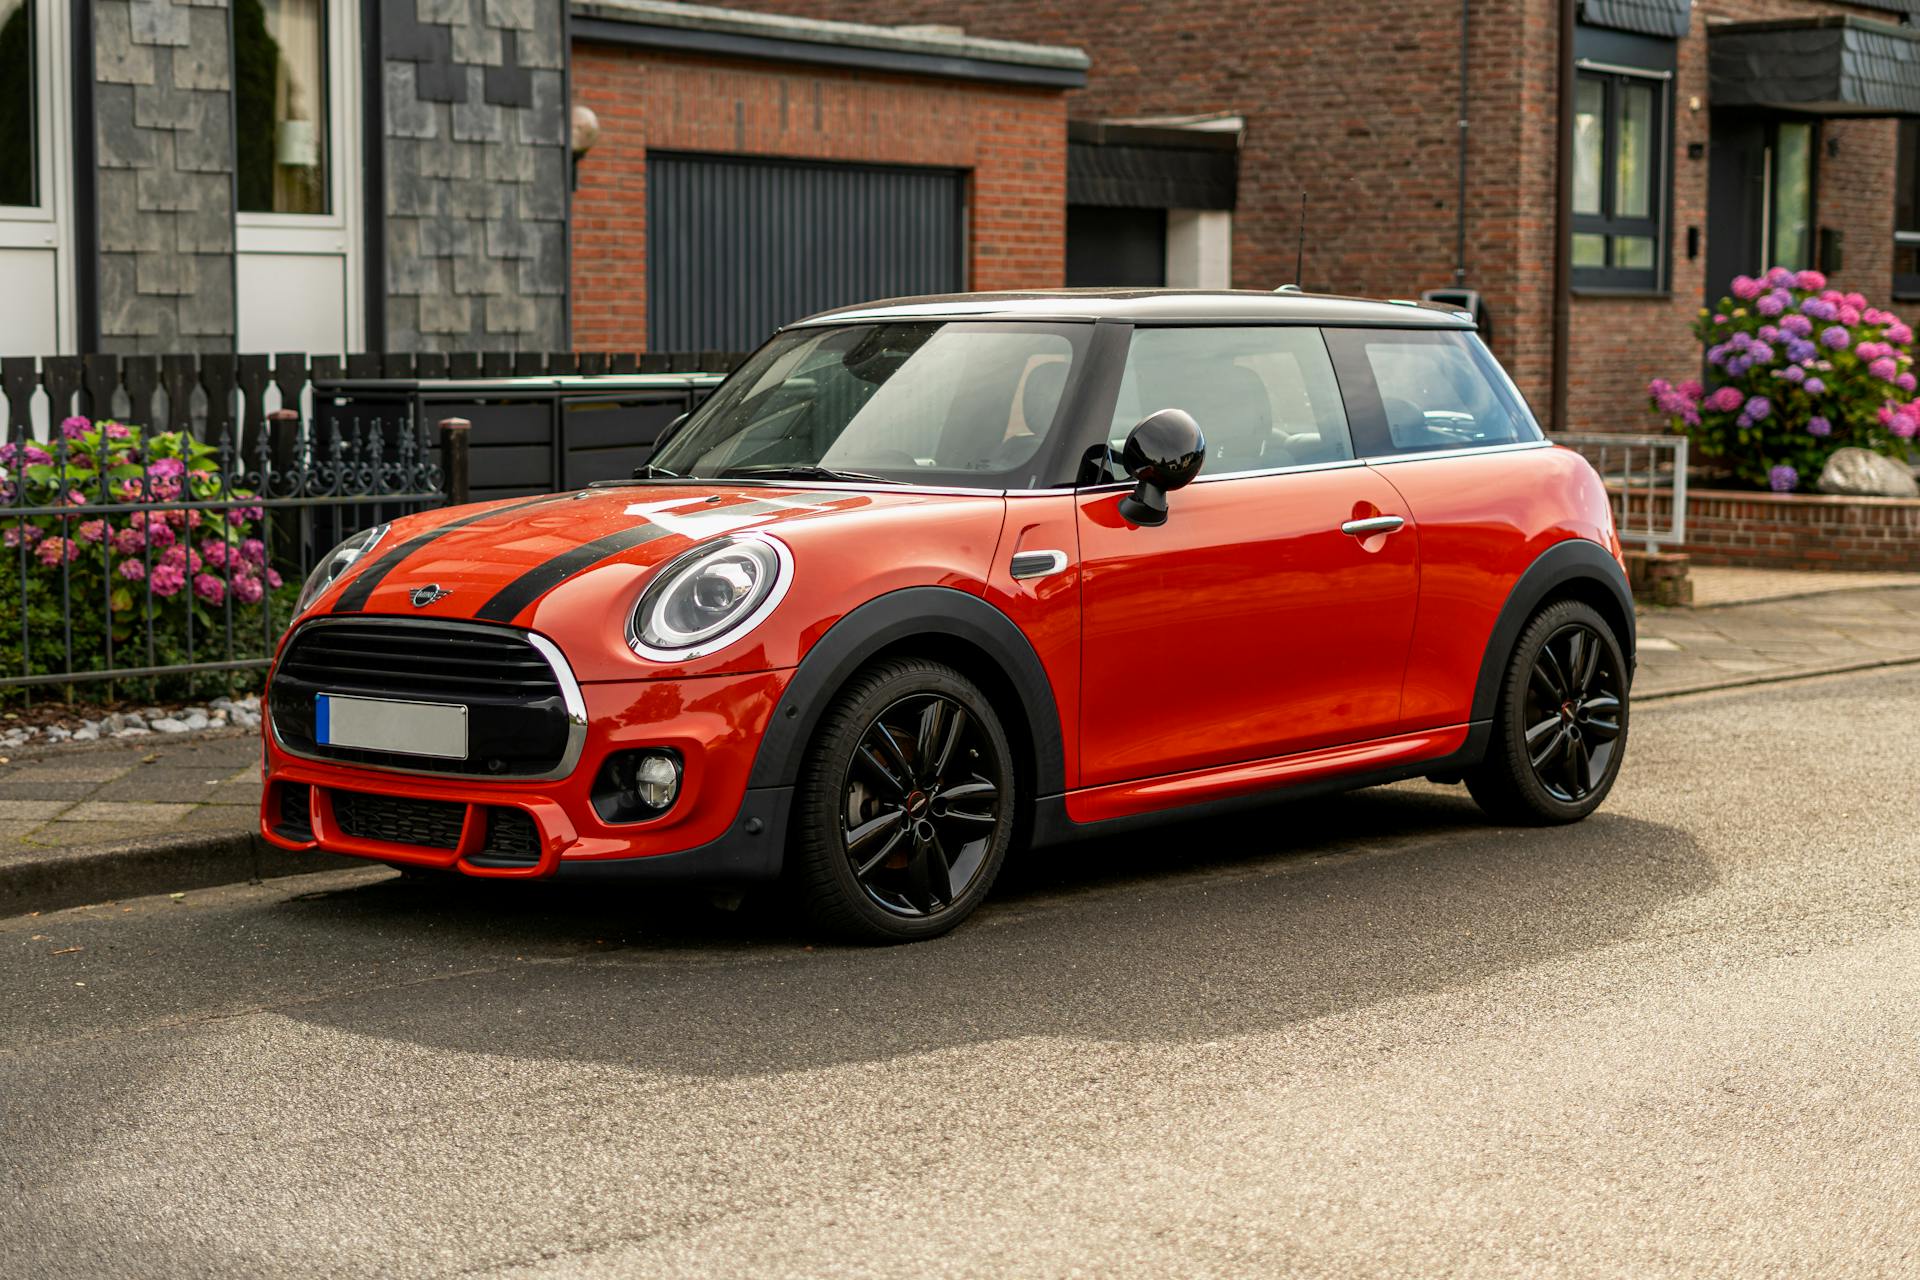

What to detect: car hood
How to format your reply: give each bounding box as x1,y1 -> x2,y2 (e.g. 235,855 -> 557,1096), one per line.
313,484 -> 968,626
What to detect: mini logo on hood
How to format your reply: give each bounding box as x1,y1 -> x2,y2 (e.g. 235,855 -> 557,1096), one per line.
410,583 -> 451,608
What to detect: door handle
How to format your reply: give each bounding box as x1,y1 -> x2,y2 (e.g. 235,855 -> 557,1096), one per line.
1341,515 -> 1406,537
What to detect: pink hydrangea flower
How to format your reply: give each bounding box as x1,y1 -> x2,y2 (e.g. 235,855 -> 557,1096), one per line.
117,558 -> 147,582
1765,266 -> 1796,287
232,574 -> 264,605
104,422 -> 132,440
1899,373 -> 1917,393
1888,321 -> 1914,345
193,573 -> 226,605
146,520 -> 176,549
4,523 -> 45,547
1871,357 -> 1900,381
77,519 -> 108,543
113,526 -> 143,556
266,567 -> 283,589
147,457 -> 186,480
200,538 -> 230,569
60,415 -> 91,440
1795,269 -> 1827,291
1705,386 -> 1746,413
239,537 -> 266,565
35,536 -> 76,567
149,563 -> 186,598
1730,276 -> 1763,301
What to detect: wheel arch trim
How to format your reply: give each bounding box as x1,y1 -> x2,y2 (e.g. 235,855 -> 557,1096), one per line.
1471,537 -> 1636,724
746,586 -> 1068,798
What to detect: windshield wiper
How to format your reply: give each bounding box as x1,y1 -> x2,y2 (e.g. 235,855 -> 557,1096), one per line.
717,464 -> 904,485
629,463 -> 682,479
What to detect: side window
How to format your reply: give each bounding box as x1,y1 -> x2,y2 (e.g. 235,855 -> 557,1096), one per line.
1103,326 -> 1354,480
1323,328 -> 1543,458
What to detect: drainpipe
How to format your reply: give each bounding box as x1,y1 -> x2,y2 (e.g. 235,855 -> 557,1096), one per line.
1455,0 -> 1469,286
1550,0 -> 1576,434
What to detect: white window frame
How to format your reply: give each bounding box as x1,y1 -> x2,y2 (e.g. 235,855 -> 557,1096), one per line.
0,0 -> 76,351
234,0 -> 363,350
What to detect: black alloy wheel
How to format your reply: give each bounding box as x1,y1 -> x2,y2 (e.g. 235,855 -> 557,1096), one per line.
1520,621 -> 1624,803
1466,598 -> 1630,824
794,658 -> 1017,942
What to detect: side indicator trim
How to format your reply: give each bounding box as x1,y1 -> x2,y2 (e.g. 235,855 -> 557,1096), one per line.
1009,549 -> 1070,580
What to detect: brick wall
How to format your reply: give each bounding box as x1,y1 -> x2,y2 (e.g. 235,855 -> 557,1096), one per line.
381,0 -> 570,352
93,0 -> 236,354
1564,0 -> 1903,435
744,0 -> 1909,431
1648,489 -> 1920,570
568,43 -> 1068,351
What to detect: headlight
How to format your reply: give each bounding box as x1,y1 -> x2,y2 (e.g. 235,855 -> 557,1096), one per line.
295,523 -> 390,614
630,536 -> 791,660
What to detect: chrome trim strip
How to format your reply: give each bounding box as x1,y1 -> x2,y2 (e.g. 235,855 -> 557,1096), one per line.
1363,439 -> 1555,466
1009,549 -> 1070,580
267,616 -> 589,783
626,532 -> 796,663
1341,515 -> 1406,537
1575,58 -> 1671,82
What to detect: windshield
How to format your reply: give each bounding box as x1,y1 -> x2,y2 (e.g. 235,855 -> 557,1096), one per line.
650,322 -> 1091,489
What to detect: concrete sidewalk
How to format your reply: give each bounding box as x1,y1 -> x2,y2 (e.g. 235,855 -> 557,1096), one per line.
2,574 -> 1917,913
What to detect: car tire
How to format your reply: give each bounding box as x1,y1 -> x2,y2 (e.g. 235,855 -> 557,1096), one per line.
791,657 -> 1018,943
1466,598 -> 1630,826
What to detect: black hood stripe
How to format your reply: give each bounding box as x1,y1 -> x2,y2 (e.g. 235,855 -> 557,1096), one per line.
331,495 -> 572,613
472,523 -> 678,623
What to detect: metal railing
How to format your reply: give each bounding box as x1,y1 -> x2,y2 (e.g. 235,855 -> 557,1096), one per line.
1555,433 -> 1689,555
3,407 -> 442,700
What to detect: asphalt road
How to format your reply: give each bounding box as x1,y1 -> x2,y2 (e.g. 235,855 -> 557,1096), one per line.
5,667 -> 1919,1278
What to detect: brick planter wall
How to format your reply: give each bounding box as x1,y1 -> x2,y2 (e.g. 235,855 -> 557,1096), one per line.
1646,489 -> 1920,571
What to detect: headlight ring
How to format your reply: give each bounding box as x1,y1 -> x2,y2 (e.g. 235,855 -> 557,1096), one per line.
294,522 -> 391,615
628,534 -> 793,662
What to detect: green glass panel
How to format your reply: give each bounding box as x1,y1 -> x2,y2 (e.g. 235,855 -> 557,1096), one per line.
1772,123 -> 1813,271
1615,82 -> 1655,220
1573,233 -> 1607,268
1614,236 -> 1656,270
1573,77 -> 1605,217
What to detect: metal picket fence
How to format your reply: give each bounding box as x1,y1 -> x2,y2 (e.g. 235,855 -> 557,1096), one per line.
1,349 -> 741,701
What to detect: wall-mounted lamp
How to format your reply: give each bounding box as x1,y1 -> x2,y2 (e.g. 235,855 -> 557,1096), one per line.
570,105 -> 601,192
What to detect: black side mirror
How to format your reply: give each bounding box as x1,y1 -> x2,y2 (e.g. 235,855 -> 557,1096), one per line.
1117,409 -> 1205,526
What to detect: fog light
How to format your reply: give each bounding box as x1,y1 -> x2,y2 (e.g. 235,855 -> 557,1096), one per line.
591,748 -> 684,824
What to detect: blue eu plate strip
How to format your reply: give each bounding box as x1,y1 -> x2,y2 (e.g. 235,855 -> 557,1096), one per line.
315,694 -> 332,744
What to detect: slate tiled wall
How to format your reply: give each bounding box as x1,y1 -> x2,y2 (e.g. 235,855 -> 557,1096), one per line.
94,0 -> 237,355
382,0 -> 570,352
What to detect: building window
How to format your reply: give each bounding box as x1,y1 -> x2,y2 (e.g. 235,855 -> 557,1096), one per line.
0,0 -> 34,208
1897,121 -> 1920,299
1571,68 -> 1667,291
235,0 -> 328,214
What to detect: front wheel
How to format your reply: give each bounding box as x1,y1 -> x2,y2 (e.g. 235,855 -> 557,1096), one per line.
791,658 -> 1018,942
1466,599 -> 1629,825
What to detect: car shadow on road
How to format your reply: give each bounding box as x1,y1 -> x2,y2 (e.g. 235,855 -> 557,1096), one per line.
267,784 -> 1713,1077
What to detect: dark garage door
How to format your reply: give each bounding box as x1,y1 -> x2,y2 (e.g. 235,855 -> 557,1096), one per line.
648,153 -> 965,353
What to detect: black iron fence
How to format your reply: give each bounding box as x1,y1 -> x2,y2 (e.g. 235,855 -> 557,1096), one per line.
1,350 -> 742,701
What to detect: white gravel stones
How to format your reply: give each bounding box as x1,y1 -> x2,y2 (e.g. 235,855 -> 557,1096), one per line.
2,693 -> 262,750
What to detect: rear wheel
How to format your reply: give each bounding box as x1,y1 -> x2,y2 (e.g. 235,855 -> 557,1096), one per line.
1466,599 -> 1629,825
792,658 -> 1017,942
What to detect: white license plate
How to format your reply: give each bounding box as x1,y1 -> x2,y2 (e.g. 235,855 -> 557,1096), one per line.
316,694 -> 469,760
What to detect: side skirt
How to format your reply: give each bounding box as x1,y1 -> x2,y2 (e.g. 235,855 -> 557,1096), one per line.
1030,722 -> 1491,848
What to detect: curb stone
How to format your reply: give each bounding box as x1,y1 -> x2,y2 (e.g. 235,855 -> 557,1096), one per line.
0,827 -> 340,916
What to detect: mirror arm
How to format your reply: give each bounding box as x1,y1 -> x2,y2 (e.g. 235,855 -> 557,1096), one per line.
1118,481 -> 1170,527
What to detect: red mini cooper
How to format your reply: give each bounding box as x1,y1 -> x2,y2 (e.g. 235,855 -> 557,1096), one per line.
261,291 -> 1633,941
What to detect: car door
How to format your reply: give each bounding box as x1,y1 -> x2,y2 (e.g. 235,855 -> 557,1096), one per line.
1076,325 -> 1421,788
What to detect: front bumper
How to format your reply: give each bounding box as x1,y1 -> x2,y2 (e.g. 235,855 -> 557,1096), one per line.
260,668 -> 795,883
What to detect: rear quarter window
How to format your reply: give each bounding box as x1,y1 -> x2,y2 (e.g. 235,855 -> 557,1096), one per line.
1322,328 -> 1543,458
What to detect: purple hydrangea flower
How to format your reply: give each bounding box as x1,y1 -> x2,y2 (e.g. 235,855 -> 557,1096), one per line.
1748,342 -> 1775,364
1822,326 -> 1852,350
1769,464 -> 1799,493
1756,291 -> 1788,317
1745,395 -> 1772,421
1787,338 -> 1818,364
1807,416 -> 1832,437
1900,373 -> 1917,393
1779,365 -> 1806,383
1781,313 -> 1813,337
1804,377 -> 1826,395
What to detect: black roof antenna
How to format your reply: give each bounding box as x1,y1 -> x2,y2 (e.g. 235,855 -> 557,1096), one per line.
1277,190 -> 1307,293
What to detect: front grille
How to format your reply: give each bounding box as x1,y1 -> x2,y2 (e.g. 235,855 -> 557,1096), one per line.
275,783 -> 313,841
269,620 -> 574,778
469,807 -> 541,868
331,788 -> 467,850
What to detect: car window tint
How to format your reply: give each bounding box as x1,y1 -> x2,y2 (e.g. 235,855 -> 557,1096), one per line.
1104,327 -> 1354,480
1325,327 -> 1543,457
654,322 -> 1088,489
